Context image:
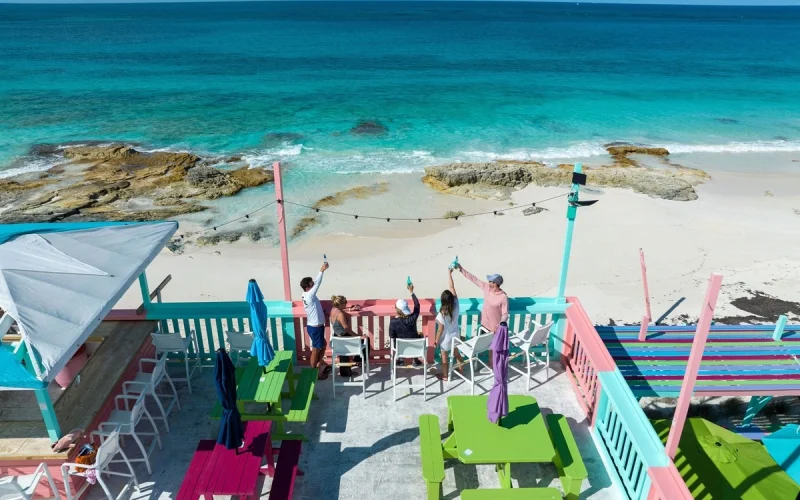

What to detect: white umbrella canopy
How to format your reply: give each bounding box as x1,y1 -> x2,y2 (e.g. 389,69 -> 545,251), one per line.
0,222 -> 177,386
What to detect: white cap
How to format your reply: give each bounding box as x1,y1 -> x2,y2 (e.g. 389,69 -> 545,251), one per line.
395,299 -> 411,316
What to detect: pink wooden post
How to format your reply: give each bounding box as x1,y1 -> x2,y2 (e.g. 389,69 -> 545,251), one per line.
665,272 -> 723,459
639,248 -> 652,341
274,162 -> 292,301
638,318 -> 649,342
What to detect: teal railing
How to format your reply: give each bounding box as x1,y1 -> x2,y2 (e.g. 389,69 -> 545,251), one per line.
138,296 -> 569,365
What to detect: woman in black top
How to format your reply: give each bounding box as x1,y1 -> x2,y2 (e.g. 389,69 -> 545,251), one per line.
389,284 -> 422,366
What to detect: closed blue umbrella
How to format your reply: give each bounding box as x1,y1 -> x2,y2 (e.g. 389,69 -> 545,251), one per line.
214,348 -> 243,449
247,279 -> 275,367
487,322 -> 510,424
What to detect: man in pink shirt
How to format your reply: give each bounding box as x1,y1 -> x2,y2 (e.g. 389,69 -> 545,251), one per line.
456,264 -> 509,369
457,265 -> 509,332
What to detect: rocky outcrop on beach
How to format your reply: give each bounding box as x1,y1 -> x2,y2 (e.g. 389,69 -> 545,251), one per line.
423,147 -> 709,202
291,182 -> 390,239
604,144 -> 670,167
0,144 -> 274,224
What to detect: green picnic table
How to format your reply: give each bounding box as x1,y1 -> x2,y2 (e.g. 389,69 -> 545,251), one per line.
444,395 -> 556,489
211,350 -> 318,440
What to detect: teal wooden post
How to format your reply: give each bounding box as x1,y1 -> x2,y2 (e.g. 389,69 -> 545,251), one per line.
742,396 -> 773,427
34,389 -> 61,443
552,163 -> 583,355
281,317 -> 297,364
773,315 -> 788,341
139,272 -> 151,308
556,163 -> 583,300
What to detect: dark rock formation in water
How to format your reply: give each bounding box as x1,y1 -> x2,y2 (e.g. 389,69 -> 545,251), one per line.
350,120 -> 388,136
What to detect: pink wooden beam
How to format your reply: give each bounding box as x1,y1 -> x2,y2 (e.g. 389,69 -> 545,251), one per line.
274,162 -> 292,301
665,272 -> 723,459
639,317 -> 649,342
639,248 -> 652,341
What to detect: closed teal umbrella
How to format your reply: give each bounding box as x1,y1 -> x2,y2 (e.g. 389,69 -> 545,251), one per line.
246,279 -> 274,366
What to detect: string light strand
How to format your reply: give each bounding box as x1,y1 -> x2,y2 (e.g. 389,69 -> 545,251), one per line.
199,200 -> 278,233
281,192 -> 568,221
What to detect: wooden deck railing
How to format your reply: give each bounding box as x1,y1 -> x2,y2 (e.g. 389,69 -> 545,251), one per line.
115,294 -> 694,499
563,297 -> 693,500
562,297 -> 615,421
127,296 -> 568,366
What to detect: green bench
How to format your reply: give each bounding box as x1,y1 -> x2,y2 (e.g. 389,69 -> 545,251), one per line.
210,367 -> 317,424
546,414 -> 588,500
419,414 -> 445,500
285,368 -> 317,423
461,487 -> 562,499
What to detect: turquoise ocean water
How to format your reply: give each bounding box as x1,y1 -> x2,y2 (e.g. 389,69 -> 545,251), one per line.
1,1 -> 800,184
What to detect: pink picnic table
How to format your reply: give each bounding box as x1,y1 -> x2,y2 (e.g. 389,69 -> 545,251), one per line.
177,421 -> 275,500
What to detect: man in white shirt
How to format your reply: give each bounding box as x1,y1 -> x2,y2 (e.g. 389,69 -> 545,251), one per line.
300,261 -> 329,379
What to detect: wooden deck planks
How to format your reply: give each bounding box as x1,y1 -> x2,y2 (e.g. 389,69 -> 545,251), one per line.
55,320 -> 156,432
0,320 -> 155,461
600,325 -> 800,397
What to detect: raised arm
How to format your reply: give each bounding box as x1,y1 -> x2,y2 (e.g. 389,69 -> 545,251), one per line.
410,293 -> 420,322
448,268 -> 457,297
308,267 -> 326,298
460,266 -> 488,291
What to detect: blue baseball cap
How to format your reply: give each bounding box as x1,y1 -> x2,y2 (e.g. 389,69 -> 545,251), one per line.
487,274 -> 504,285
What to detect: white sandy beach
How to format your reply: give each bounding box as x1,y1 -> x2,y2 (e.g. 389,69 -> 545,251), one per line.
118,152 -> 800,325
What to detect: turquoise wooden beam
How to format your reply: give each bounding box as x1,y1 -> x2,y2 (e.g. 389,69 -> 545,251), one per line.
742,395 -> 773,427
553,163 -> 583,355
139,272 -> 151,308
34,389 -> 61,443
773,315 -> 788,341
556,163 -> 583,300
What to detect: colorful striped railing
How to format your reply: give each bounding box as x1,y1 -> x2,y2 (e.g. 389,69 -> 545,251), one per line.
120,294 -> 692,499
563,297 -> 692,500
135,296 -> 568,366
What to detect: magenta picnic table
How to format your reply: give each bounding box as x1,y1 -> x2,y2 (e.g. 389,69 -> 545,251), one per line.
177,421 -> 275,500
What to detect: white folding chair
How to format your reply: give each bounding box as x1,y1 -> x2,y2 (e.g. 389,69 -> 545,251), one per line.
509,321 -> 554,390
61,428 -> 139,500
391,338 -> 428,401
225,331 -> 255,366
450,331 -> 495,395
122,357 -> 180,432
0,463 -> 60,500
96,392 -> 161,475
151,329 -> 200,394
331,336 -> 369,398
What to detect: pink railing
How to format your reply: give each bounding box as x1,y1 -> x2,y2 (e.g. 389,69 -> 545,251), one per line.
562,297 -> 693,500
562,297 -> 615,422
291,299 -> 438,365
647,464 -> 693,500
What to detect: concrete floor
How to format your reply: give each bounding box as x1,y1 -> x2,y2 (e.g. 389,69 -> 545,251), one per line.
89,362 -> 622,500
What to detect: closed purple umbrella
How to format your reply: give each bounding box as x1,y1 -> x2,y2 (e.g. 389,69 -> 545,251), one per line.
487,322 -> 509,424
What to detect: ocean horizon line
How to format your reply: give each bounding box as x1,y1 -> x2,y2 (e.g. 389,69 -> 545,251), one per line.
2,1 -> 800,7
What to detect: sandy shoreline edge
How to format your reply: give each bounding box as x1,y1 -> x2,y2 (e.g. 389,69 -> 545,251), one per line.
1,142 -> 798,326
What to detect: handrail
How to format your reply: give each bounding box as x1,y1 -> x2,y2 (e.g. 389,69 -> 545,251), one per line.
136,274 -> 172,314
647,464 -> 693,500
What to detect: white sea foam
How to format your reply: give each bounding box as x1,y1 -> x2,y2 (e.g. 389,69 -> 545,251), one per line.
653,140 -> 800,155
461,143 -> 608,162
0,157 -> 58,179
241,144 -> 306,168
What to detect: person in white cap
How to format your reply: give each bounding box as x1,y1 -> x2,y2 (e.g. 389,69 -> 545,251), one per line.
389,283 -> 422,366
